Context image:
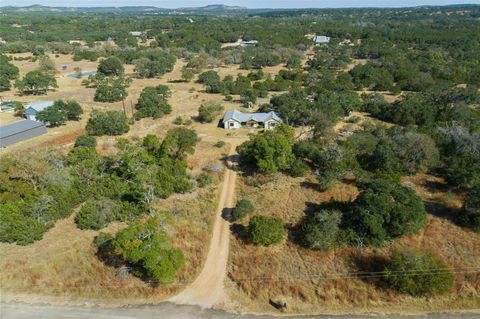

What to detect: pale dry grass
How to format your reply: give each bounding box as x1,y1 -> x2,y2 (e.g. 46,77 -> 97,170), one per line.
226,173 -> 480,314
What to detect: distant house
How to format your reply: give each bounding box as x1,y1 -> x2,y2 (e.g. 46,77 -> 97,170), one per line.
223,109 -> 281,130
129,31 -> 142,37
313,35 -> 330,45
25,101 -> 54,121
0,119 -> 47,147
240,40 -> 258,47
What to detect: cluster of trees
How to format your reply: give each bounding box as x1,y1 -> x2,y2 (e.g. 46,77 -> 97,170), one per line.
14,71 -> 57,95
85,110 -> 129,136
111,217 -> 184,283
35,100 -> 83,127
0,54 -> 19,91
133,50 -> 176,78
0,154 -> 83,245
299,178 -> 426,248
237,125 -> 302,175
135,85 -> 171,120
0,127 -> 199,285
93,76 -> 131,102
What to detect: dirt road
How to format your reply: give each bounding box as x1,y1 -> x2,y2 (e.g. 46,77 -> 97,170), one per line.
169,142 -> 239,308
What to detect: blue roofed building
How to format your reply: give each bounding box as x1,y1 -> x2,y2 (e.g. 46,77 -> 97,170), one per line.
25,101 -> 54,121
0,119 -> 47,147
222,109 -> 281,130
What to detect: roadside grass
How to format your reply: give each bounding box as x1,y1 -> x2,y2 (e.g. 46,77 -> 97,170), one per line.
226,173 -> 480,314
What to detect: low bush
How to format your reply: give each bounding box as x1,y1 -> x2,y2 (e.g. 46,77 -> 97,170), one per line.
75,198 -> 121,230
288,159 -> 310,177
113,217 -> 184,284
248,215 -> 285,246
74,135 -> 96,148
86,110 -> 129,136
196,173 -> 213,188
231,199 -> 255,221
300,210 -> 342,250
384,249 -> 454,296
198,102 -> 224,123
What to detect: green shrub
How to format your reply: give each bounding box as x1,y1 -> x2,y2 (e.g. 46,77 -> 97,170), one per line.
288,159 -> 310,177
237,125 -> 296,174
196,173 -> 213,188
300,210 -> 341,250
113,217 -> 184,284
74,135 -> 96,148
343,178 -> 426,245
214,140 -> 226,148
198,102 -> 224,123
248,215 -> 285,246
0,202 -> 46,245
384,249 -> 454,296
75,198 -> 121,230
86,110 -> 129,136
173,116 -> 183,125
231,199 -> 255,221
135,85 -> 172,119
97,56 -> 124,76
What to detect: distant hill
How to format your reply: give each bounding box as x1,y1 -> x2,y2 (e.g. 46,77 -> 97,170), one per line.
0,3 -> 478,14
178,4 -> 247,11
0,4 -> 247,13
0,5 -> 161,13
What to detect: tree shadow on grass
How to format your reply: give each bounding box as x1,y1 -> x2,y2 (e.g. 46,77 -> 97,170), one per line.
95,239 -> 124,269
230,223 -> 249,244
350,253 -> 390,290
423,200 -> 458,221
221,207 -> 233,222
95,238 -> 161,287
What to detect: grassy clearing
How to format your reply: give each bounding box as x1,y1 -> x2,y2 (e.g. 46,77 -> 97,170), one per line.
226,173 -> 480,314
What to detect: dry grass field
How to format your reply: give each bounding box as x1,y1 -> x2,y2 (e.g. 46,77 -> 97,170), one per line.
0,53 -> 283,303
226,172 -> 480,314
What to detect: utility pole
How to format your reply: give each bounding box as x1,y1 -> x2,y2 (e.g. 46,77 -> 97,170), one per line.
122,97 -> 126,116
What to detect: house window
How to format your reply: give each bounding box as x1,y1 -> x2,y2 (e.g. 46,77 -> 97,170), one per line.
229,122 -> 235,127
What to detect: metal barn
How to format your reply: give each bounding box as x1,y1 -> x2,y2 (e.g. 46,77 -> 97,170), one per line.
0,120 -> 48,147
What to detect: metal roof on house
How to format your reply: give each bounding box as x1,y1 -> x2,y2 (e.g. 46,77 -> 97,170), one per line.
314,35 -> 330,43
0,119 -> 46,138
25,101 -> 54,113
223,109 -> 281,124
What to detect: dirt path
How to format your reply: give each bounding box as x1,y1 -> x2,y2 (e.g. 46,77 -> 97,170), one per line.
169,142 -> 240,308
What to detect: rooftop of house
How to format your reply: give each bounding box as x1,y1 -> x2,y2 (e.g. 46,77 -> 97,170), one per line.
0,119 -> 46,138
314,35 -> 330,43
26,101 -> 54,112
223,109 -> 281,123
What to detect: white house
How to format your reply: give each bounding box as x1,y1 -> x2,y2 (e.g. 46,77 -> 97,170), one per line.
222,109 -> 281,130
25,101 -> 54,121
129,31 -> 142,37
240,40 -> 258,47
313,35 -> 330,45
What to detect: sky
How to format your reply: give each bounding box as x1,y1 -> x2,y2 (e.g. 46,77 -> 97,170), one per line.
1,1 -> 479,8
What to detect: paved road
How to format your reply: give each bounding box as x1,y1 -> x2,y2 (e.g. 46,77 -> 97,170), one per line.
1,302 -> 479,319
